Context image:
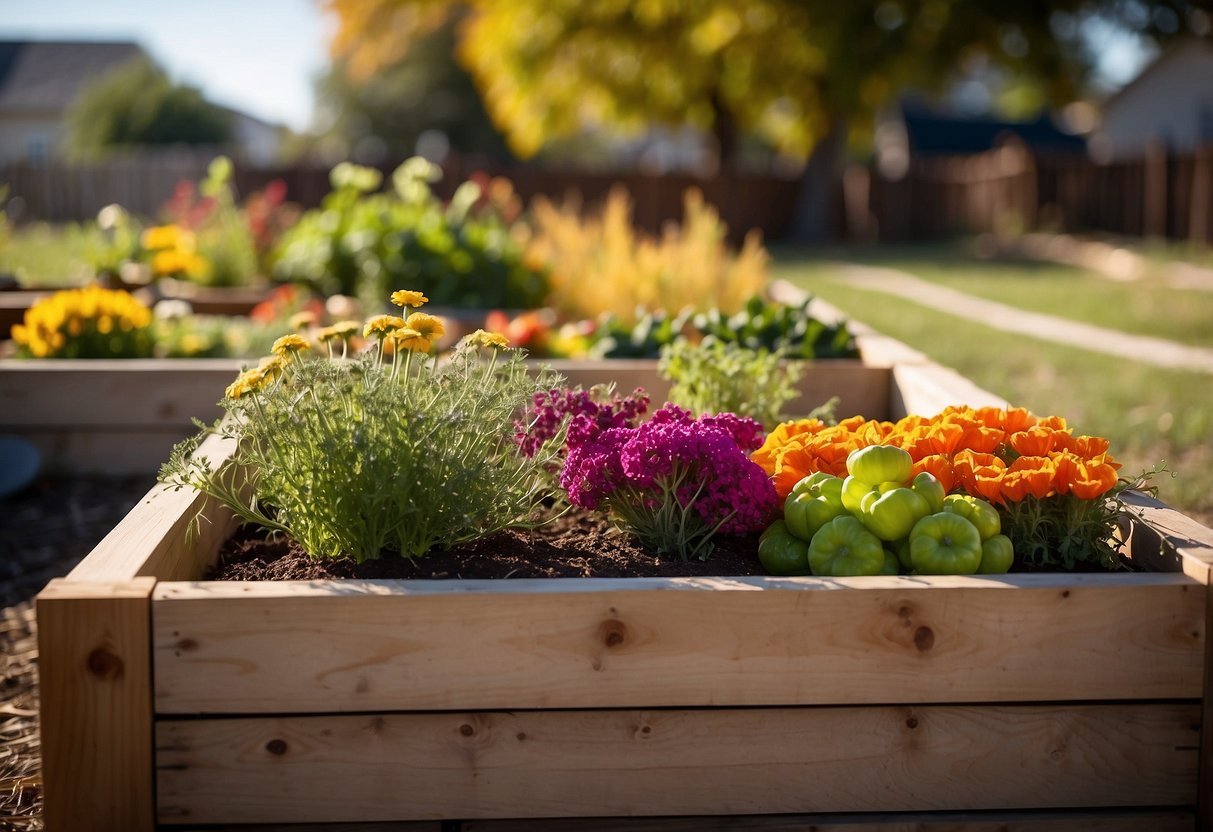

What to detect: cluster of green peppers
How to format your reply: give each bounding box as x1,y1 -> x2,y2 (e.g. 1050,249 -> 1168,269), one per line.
758,445 -> 1014,577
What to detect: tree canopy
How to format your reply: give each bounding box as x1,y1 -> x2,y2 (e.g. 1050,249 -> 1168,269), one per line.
65,58 -> 231,159
326,0 -> 1209,165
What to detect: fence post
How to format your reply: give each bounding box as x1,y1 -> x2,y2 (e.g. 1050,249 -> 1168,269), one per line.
1144,136 -> 1168,239
1190,145 -> 1211,245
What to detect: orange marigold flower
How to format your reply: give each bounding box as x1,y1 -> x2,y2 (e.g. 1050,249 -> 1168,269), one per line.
1054,452 -> 1120,500
1036,414 -> 1068,431
958,424 -> 1005,455
1059,434 -> 1111,459
953,450 -> 1008,505
1000,407 -> 1038,434
1008,425 -> 1066,457
911,454 -> 956,493
1001,455 -> 1056,501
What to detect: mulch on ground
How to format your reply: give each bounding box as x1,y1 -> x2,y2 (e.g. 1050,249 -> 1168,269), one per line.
0,475 -> 156,832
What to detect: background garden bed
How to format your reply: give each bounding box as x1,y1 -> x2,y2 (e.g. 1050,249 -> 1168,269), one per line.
33,356 -> 1213,831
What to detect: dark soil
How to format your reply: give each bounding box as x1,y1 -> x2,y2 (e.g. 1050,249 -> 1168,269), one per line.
210,510 -> 768,581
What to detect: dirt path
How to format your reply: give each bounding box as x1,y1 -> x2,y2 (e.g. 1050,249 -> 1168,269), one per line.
829,263 -> 1213,375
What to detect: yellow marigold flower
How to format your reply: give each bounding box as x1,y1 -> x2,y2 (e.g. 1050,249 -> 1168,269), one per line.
317,320 -> 362,343
390,290 -> 429,308
462,329 -> 510,350
363,314 -> 406,338
151,248 -> 207,277
225,367 -> 266,399
289,311 -> 317,331
142,224 -> 190,252
385,326 -> 430,352
404,312 -> 445,343
271,334 -> 310,356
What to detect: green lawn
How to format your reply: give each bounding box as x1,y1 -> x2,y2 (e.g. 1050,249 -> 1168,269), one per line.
775,249 -> 1213,527
779,242 -> 1213,349
0,222 -> 97,287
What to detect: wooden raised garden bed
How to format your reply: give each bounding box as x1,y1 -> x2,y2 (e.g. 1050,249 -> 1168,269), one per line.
36,358 -> 1213,832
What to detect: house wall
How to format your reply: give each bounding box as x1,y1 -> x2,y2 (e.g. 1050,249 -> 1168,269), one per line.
0,111 -> 61,165
1094,42 -> 1213,160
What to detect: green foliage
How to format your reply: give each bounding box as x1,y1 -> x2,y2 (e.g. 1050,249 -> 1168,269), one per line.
160,337 -> 564,562
317,13 -> 511,162
329,1 -> 1200,165
273,158 -> 548,309
65,58 -> 231,158
154,314 -> 292,359
660,340 -> 811,430
162,156 -> 259,287
588,295 -> 858,359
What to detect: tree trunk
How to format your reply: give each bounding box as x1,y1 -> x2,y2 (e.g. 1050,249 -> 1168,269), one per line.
786,117 -> 848,242
710,90 -> 739,172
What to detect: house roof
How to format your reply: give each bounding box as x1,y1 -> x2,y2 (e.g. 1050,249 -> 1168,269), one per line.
1099,36 -> 1213,117
0,40 -> 147,113
900,99 -> 1086,155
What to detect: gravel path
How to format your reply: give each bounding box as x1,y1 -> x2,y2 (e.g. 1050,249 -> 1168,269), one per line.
829,263 -> 1213,374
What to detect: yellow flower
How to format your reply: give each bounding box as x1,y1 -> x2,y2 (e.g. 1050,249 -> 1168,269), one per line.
385,326 -> 430,352
363,315 -> 406,338
317,320 -> 362,343
151,249 -> 207,277
404,312 -> 445,343
258,354 -> 288,381
390,290 -> 429,308
271,334 -> 310,356
225,367 -> 266,399
462,329 -> 510,350
142,224 -> 192,252
289,311 -> 318,331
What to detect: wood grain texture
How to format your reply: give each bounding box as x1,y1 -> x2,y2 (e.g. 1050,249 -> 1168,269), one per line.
152,572 -> 1204,714
889,363 -> 1007,418
540,359 -> 891,421
0,359 -> 239,427
462,809 -> 1197,832
37,577 -> 156,832
155,703 -> 1200,824
67,431 -> 239,583
1118,488 -> 1213,582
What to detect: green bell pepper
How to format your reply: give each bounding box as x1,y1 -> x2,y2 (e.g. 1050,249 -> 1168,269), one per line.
808,515 -> 886,577
911,471 -> 946,514
841,476 -> 899,513
881,548 -> 901,575
942,494 -> 1001,540
758,520 -> 811,576
908,512 -> 983,575
978,534 -> 1015,574
858,486 -> 931,541
847,444 -> 913,486
784,473 -> 846,541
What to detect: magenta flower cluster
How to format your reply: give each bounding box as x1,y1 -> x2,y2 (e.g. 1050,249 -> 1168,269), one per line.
560,402 -> 778,558
516,386 -> 650,458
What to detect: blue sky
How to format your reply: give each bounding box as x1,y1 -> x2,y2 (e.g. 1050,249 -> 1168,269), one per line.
0,0 -> 330,132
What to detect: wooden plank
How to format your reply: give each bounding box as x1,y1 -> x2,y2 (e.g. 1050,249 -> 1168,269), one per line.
1201,573 -> 1213,832
152,572 -> 1204,714
1117,488 -> 1213,583
68,431 -> 240,583
463,809 -> 1197,831
173,824 -> 440,832
889,363 -> 1007,418
155,703 -> 1200,824
0,358 -> 240,427
541,359 -> 891,421
16,428 -> 201,475
37,577 -> 157,832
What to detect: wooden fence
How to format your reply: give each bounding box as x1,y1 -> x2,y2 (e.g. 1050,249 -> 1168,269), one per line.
3,143 -> 1212,245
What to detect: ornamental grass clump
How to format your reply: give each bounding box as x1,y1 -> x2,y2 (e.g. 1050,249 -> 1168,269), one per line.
560,403 -> 777,560
161,291 -> 564,562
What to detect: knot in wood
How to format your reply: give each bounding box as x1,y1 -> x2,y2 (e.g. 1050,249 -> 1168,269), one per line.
86,646 -> 123,680
913,626 -> 935,652
460,723 -> 475,737
265,739 -> 288,755
599,619 -> 627,648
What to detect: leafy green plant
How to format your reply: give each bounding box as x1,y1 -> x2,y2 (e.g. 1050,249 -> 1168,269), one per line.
161,303 -> 563,562
157,156 -> 258,288
273,158 -> 548,310
692,294 -> 858,359
659,340 -> 834,430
